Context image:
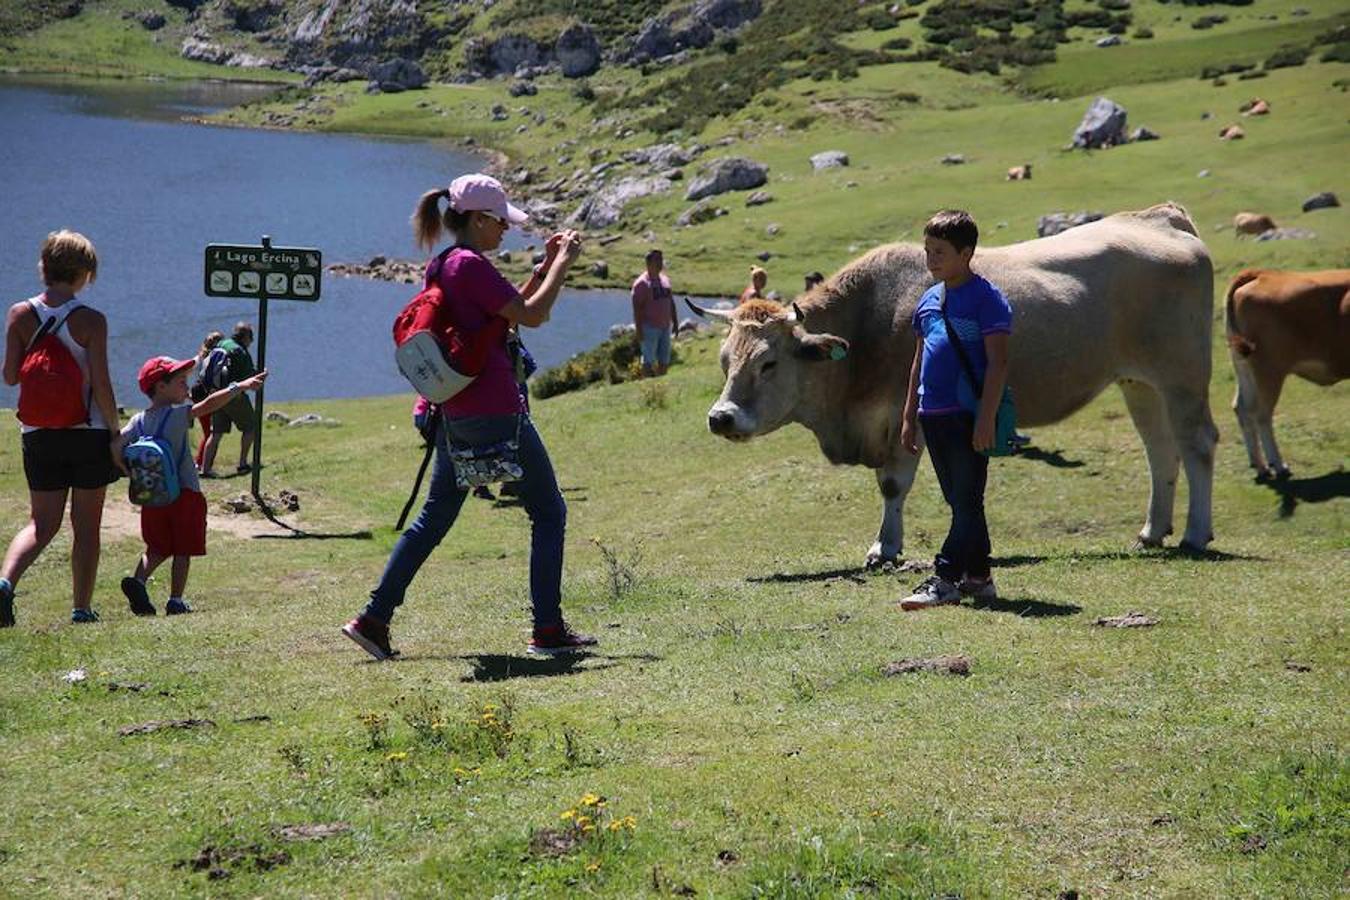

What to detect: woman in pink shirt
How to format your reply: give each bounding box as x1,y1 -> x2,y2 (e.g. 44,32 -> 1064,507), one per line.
343,174 -> 593,660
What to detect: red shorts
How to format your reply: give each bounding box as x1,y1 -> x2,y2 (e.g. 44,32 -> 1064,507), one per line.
140,489 -> 208,557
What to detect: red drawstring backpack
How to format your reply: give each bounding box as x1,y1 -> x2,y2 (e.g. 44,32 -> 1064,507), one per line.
17,301 -> 89,428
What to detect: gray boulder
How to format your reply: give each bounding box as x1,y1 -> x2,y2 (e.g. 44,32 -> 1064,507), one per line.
1131,126 -> 1160,141
567,176 -> 674,229
811,150 -> 849,171
1072,96 -> 1128,149
745,190 -> 773,207
1037,211 -> 1105,238
626,143 -> 694,170
556,23 -> 601,78
630,0 -> 762,61
370,58 -> 425,91
1095,34 -> 1122,47
941,153 -> 966,165
685,157 -> 769,201
1302,191 -> 1340,212
132,10 -> 165,30
677,201 -> 727,227
1255,228 -> 1316,242
465,34 -> 547,77
508,79 -> 537,97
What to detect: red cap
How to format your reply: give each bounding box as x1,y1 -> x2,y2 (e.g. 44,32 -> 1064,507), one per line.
137,356 -> 196,396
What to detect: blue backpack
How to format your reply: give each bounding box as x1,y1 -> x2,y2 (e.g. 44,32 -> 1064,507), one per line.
124,409 -> 182,507
198,346 -> 232,391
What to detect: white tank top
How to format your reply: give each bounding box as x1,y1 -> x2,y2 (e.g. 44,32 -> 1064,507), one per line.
19,296 -> 109,433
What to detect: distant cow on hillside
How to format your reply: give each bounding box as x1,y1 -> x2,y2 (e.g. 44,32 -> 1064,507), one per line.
1234,212 -> 1276,236
1226,268 -> 1350,478
1006,164 -> 1032,181
693,203 -> 1218,562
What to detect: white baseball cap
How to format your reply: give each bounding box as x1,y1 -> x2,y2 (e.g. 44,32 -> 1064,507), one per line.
447,173 -> 529,224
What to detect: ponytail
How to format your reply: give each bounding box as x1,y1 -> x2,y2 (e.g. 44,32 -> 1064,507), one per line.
412,187 -> 475,252
198,330 -> 224,360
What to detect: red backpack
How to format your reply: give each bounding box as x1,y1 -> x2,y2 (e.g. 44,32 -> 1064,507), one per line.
17,301 -> 89,429
392,251 -> 509,402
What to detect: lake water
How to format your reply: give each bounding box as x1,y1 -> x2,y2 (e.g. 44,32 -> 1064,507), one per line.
0,78 -> 640,406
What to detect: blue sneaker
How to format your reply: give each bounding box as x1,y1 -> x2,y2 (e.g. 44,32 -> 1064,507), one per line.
0,582 -> 13,628
71,608 -> 100,624
165,599 -> 193,616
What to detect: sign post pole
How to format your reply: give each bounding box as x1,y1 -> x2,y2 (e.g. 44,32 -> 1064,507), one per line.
250,235 -> 271,499
202,237 -> 321,505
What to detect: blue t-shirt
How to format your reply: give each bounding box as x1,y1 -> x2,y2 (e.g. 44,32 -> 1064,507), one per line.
911,274 -> 1012,415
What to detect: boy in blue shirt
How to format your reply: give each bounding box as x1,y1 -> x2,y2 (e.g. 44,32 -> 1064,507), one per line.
899,210 -> 1012,610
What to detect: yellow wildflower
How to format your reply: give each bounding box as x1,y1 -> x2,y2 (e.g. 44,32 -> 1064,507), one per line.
580,792 -> 601,807
623,816 -> 637,831
581,823 -> 595,833
575,815 -> 592,827
560,809 -> 576,821
607,821 -> 622,833
385,751 -> 408,762
586,861 -> 601,873
454,767 -> 470,778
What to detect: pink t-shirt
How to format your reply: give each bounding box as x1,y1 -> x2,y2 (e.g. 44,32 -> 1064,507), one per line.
429,247 -> 523,418
631,272 -> 674,329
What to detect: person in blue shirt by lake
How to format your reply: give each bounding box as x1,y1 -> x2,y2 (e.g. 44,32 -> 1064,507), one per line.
898,210 -> 1012,611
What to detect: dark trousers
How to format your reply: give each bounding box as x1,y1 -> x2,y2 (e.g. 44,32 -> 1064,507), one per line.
364,414 -> 566,628
920,413 -> 991,582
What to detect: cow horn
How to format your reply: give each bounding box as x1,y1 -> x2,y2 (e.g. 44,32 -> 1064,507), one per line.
789,301 -> 805,323
686,298 -> 734,321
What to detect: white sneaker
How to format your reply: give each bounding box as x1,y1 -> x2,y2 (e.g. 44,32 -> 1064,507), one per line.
958,576 -> 998,602
898,577 -> 961,611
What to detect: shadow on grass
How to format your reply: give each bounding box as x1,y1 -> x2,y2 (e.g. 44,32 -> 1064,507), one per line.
993,546 -> 1262,567
490,485 -> 588,509
1012,446 -> 1085,469
251,500 -> 373,541
966,595 -> 1082,617
748,567 -> 879,584
1262,469 -> 1349,519
449,650 -> 662,683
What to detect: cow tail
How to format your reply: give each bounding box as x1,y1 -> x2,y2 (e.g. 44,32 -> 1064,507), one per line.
1225,269 -> 1260,357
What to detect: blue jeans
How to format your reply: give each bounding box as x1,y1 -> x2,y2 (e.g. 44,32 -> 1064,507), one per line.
364,414 -> 566,628
919,413 -> 991,582
640,326 -> 672,368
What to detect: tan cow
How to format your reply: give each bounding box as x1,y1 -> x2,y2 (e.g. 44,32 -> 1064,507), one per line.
1225,268 -> 1350,478
693,203 -> 1218,564
1006,164 -> 1032,181
1234,212 -> 1276,236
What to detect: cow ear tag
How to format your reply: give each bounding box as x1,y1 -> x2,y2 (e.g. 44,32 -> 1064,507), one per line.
829,346 -> 847,361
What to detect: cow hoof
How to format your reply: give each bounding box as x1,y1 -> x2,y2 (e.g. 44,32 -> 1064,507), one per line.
1274,467 -> 1293,482
1133,535 -> 1166,551
865,554 -> 897,572
1177,540 -> 1210,556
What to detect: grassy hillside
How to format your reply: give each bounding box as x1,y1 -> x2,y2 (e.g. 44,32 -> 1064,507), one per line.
0,325 -> 1345,896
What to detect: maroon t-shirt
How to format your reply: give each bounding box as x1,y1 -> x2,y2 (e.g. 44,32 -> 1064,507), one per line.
429,247 -> 522,417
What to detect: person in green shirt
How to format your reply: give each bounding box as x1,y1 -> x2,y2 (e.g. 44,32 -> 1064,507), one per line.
199,322 -> 258,477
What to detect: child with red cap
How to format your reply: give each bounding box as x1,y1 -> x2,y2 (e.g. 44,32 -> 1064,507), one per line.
117,355 -> 266,616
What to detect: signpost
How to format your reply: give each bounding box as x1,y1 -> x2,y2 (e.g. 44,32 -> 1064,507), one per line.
204,237 -> 322,498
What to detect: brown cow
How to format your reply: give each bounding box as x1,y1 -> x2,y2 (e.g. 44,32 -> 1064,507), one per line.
1233,211 -> 1276,236
1226,268 -> 1350,478
1006,164 -> 1032,181
1219,124 -> 1245,141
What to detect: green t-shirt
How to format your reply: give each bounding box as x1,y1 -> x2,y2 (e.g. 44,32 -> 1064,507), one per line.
217,338 -> 255,381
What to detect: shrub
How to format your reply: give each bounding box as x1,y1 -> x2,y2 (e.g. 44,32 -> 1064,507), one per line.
864,9 -> 897,30
572,80 -> 595,102
1322,42 -> 1350,64
1264,45 -> 1310,69
882,36 -> 914,51
1097,0 -> 1131,9
532,335 -> 680,399
1134,27 -> 1154,38
1192,14 -> 1228,29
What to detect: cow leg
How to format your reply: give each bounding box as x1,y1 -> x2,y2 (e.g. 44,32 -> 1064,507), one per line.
866,449 -> 922,568
1161,384 -> 1219,551
1119,380 -> 1180,548
1230,349 -> 1267,473
1252,370 -> 1290,479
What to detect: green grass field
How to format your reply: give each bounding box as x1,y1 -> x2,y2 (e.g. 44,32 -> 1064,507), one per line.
0,325 -> 1345,897
0,0 -> 1347,894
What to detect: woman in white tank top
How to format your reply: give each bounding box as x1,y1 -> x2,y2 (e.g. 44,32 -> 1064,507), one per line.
1,230 -> 122,627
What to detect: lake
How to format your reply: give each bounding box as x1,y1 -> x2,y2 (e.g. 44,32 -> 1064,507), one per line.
0,78 -> 642,407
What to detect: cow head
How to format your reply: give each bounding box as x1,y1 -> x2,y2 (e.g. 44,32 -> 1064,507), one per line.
689,298 -> 849,440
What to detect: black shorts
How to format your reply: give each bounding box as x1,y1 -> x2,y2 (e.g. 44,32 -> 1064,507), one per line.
21,428 -> 121,492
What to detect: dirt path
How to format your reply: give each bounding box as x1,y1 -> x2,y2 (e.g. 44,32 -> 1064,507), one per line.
101,499 -> 290,542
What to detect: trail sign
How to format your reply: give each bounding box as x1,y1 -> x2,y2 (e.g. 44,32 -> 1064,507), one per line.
204,243 -> 322,302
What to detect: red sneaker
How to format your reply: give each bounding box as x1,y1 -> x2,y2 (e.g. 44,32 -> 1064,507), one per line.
527,622 -> 598,656
342,615 -> 397,661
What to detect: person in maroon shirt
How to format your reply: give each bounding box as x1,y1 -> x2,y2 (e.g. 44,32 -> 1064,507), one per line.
343,174 -> 595,660
630,249 -> 678,377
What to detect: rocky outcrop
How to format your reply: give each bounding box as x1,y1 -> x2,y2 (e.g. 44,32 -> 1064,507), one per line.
226,0 -> 279,33
181,37 -> 276,68
677,201 -> 727,227
629,0 -> 762,62
685,157 -> 768,201
567,176 -> 674,229
1072,96 -> 1128,149
369,57 -> 425,92
556,23 -> 601,78
1302,191 -> 1339,212
810,150 -> 849,170
464,33 -> 548,77
1037,211 -> 1104,238
287,0 -> 429,74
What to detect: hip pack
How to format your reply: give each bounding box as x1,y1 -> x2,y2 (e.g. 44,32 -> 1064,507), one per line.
16,300 -> 89,429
